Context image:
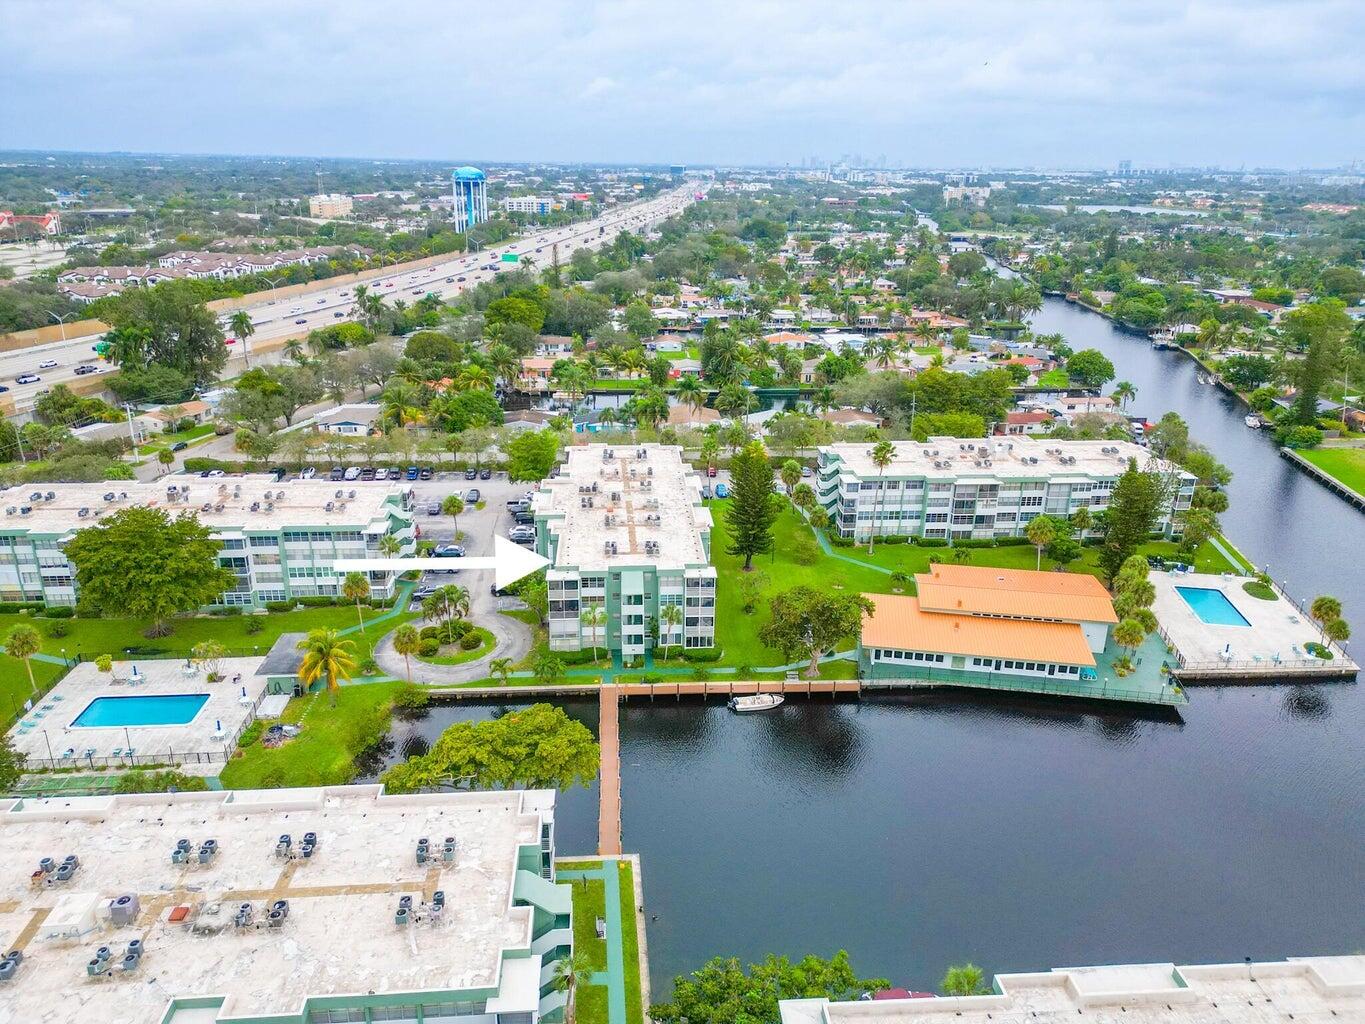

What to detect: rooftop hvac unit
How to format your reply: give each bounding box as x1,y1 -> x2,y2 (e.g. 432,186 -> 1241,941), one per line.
609,541 -> 618,555
217,484 -> 227,493
647,466 -> 653,476
325,502 -> 335,511
348,490 -> 356,499
233,484 -> 241,495
250,502 -> 260,512
4,507 -> 14,516
108,894 -> 140,927
611,491 -> 621,502
45,491 -> 55,501
591,481 -> 599,492
604,541 -> 613,554
637,448 -> 647,458
103,492 -> 116,502
119,492 -> 128,500
265,502 -> 274,512
335,489 -> 344,498
19,507 -> 30,516
214,503 -> 225,513
336,503 -> 346,512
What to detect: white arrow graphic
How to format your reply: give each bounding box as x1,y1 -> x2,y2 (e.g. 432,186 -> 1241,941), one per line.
335,535 -> 549,591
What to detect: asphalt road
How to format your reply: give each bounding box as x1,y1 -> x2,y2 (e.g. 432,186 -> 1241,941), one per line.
2,187 -> 699,410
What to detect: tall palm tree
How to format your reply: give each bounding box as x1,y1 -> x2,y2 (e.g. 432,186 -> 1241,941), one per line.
554,952 -> 595,1024
229,311 -> 256,368
868,438 -> 895,554
380,381 -> 424,432
342,571 -> 371,632
296,629 -> 357,706
580,605 -> 607,664
4,624 -> 42,695
675,375 -> 705,417
490,657 -> 514,686
392,624 -> 421,682
442,494 -> 465,539
379,534 -> 402,559
658,602 -> 683,660
486,343 -> 519,389
871,334 -> 899,368
1111,380 -> 1137,409
455,365 -> 494,391
441,584 -> 471,626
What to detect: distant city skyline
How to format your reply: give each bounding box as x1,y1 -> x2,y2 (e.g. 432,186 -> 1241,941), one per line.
3,0 -> 1363,169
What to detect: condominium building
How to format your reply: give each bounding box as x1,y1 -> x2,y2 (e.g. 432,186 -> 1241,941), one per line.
532,444 -> 716,659
0,785 -> 573,1024
816,437 -> 1195,543
501,196 -> 555,215
780,953 -> 1365,1024
308,193 -> 354,218
0,476 -> 415,608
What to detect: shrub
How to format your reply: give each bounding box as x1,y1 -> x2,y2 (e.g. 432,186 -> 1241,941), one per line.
209,606 -> 243,616
393,684 -> 430,710
183,457 -> 235,473
45,620 -> 69,638
682,647 -> 723,663
244,617 -> 265,635
459,631 -> 483,651
994,536 -> 1031,547
878,535 -> 908,545
40,606 -> 75,618
915,537 -> 949,548
0,601 -> 43,614
418,637 -> 440,656
1304,641 -> 1333,660
264,601 -> 295,613
114,769 -> 209,794
951,538 -> 996,549
444,619 -> 471,642
828,534 -> 855,547
789,534 -> 820,565
238,720 -> 265,747
297,596 -> 340,607
419,625 -> 440,641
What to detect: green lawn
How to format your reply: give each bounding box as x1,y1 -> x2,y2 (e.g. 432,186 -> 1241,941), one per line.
1298,447 -> 1365,496
705,497 -> 1245,669
415,626 -> 496,665
1036,368 -> 1071,387
558,859 -> 644,1024
0,606 -> 415,662
219,680 -> 400,789
0,654 -> 66,726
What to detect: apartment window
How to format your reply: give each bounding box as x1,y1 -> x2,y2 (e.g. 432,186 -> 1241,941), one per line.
249,535 -> 279,548
1020,496 -> 1043,508
220,538 -> 245,550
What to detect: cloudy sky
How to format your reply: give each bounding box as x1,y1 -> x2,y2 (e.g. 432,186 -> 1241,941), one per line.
4,0 -> 1363,168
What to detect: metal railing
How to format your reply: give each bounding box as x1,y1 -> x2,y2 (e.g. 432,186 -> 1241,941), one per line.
864,668 -> 1189,706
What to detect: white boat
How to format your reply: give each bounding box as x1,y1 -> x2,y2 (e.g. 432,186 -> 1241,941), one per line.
1244,414 -> 1262,429
727,694 -> 785,713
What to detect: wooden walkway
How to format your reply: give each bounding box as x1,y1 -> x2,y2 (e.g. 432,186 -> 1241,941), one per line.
598,684 -> 622,856
617,679 -> 861,699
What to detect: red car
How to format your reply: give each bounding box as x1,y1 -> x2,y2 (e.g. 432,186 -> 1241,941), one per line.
707,465 -> 717,478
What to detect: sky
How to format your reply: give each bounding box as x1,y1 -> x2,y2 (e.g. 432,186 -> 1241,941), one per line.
4,0 -> 1364,169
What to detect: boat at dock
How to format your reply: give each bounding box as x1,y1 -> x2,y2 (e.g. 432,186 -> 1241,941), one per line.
727,694 -> 784,713
1245,414 -> 1263,429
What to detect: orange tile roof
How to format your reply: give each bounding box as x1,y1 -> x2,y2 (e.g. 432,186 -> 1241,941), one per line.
914,563 -> 1118,624
861,594 -> 1096,666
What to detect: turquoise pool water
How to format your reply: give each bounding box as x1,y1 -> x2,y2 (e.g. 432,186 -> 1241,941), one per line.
1175,586 -> 1251,627
72,694 -> 210,728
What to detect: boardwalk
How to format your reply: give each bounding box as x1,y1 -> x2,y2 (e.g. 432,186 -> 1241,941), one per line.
598,684 -> 622,856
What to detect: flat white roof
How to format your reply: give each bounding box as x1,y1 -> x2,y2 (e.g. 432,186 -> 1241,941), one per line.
787,954 -> 1365,1024
0,476 -> 410,535
534,444 -> 713,571
822,437 -> 1191,482
0,786 -> 558,1023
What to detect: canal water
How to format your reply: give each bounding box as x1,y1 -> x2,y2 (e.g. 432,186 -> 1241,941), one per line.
372,291 -> 1365,997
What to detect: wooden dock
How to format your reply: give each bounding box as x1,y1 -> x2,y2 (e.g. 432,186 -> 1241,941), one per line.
617,678 -> 861,699
597,684 -> 622,856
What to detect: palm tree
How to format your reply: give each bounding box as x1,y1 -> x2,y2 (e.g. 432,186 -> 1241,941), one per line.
5,624 -> 42,695
871,334 -> 899,368
1324,618 -> 1351,643
490,657 -> 514,686
441,584 -> 470,628
1025,514 -> 1058,571
867,438 -> 894,555
658,602 -> 683,660
422,591 -> 450,626
1113,617 -> 1147,665
553,951 -> 595,1024
379,534 -> 402,559
580,605 -> 607,664
941,963 -> 987,997
675,375 -> 705,417
486,343 -> 519,389
1310,595 -> 1342,623
380,381 -> 424,432
1111,380 -> 1137,409
455,365 -> 494,391
284,337 -> 307,364
442,494 -> 465,540
342,571 -> 371,632
780,459 -> 802,495
392,624 -> 421,682
157,448 -> 175,476
229,311 -> 256,368
296,629 -> 357,706
714,383 -> 754,421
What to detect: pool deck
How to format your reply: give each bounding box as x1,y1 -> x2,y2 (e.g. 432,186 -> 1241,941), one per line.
1151,571 -> 1357,680
6,656 -> 267,770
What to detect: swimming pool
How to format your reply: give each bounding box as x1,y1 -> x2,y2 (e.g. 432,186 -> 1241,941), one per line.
1175,586 -> 1252,627
71,694 -> 210,728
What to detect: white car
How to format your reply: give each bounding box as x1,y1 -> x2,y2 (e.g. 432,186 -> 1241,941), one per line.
39,360 -> 58,369
300,467 -> 317,480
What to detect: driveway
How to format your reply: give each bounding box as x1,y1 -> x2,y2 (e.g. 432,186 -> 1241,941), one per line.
374,471 -> 537,683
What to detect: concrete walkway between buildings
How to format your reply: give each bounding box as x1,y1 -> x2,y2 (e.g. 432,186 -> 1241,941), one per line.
557,859 -> 630,1024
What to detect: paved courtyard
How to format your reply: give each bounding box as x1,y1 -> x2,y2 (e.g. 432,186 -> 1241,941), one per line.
1150,571 -> 1348,672
7,656 -> 267,768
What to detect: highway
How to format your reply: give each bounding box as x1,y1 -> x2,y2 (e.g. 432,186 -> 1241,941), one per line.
1,186 -> 699,412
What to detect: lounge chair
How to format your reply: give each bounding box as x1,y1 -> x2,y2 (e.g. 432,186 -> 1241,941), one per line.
60,748 -> 74,759
110,747 -> 122,757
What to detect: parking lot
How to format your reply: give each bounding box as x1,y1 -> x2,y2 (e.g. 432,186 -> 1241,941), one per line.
405,472 -> 537,601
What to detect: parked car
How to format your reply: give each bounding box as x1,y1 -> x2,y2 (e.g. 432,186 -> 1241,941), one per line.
359,467 -> 376,481
300,466 -> 317,479
445,277 -> 454,283
434,544 -> 465,557
801,466 -> 813,478
479,467 -> 492,480
464,489 -> 480,503
706,465 -> 717,477
412,586 -> 439,600
419,467 -> 433,480
170,441 -> 188,452
512,511 -> 534,525
464,467 -> 478,480
714,482 -> 729,498
701,484 -> 712,499
427,504 -> 441,515
329,467 -> 345,481
405,466 -> 420,480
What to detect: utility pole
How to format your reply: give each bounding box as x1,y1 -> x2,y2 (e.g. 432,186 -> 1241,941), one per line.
124,404 -> 140,460
908,391 -> 917,439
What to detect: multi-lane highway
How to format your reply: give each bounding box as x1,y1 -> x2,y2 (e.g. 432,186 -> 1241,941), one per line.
1,186 -> 698,411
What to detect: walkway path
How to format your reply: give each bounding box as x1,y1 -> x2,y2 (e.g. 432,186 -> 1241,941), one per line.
373,608 -> 533,683
598,685 -> 622,856
557,860 -> 630,1024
